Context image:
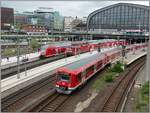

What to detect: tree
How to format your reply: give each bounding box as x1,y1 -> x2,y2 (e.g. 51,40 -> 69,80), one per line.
29,39 -> 40,51
3,48 -> 16,57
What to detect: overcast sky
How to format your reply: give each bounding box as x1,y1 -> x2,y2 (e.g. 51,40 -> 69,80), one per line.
1,1 -> 149,18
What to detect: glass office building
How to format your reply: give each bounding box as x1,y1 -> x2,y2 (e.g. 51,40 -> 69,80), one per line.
87,3 -> 149,31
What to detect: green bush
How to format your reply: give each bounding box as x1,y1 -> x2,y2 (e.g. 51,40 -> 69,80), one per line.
105,73 -> 113,82
111,61 -> 123,73
136,81 -> 149,112
141,81 -> 149,95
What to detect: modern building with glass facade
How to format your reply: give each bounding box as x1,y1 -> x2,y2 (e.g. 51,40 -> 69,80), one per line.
53,11 -> 64,31
87,3 -> 149,31
14,8 -> 64,31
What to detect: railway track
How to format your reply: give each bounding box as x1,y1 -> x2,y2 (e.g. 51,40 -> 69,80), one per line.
1,54 -> 65,79
28,65 -> 110,112
1,74 -> 56,112
29,93 -> 69,112
100,56 -> 146,112
2,51 -> 92,79
2,54 -> 146,112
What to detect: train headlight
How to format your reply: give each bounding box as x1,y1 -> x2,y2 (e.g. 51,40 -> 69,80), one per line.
56,85 -> 59,87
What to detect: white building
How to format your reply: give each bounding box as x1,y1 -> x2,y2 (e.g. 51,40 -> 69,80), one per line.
35,7 -> 54,13
64,16 -> 74,32
81,17 -> 87,24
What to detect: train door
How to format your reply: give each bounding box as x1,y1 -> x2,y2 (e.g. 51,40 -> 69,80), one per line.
77,73 -> 82,85
81,70 -> 86,83
94,64 -> 97,73
102,57 -> 105,67
55,48 -> 59,55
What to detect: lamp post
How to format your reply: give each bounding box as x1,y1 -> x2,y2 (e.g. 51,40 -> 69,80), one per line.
23,37 -> 29,76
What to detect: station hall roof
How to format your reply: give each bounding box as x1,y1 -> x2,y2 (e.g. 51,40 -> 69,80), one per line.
87,3 -> 149,27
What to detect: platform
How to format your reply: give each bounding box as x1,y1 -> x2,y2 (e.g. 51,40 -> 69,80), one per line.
1,52 -> 40,69
111,48 -> 147,66
124,49 -> 147,65
1,50 -> 101,99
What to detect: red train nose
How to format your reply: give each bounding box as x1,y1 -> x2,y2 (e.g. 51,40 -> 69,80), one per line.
57,81 -> 69,87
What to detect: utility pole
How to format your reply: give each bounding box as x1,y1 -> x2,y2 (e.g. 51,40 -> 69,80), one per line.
24,38 -> 29,76
17,34 -> 20,79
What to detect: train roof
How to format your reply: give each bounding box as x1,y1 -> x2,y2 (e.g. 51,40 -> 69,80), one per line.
64,53 -> 104,71
63,47 -> 121,71
87,39 -> 118,44
41,41 -> 72,48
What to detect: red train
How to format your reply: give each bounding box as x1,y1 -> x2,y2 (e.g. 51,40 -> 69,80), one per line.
88,40 -> 128,51
40,40 -> 128,58
67,42 -> 91,56
55,43 -> 146,94
40,43 -> 71,58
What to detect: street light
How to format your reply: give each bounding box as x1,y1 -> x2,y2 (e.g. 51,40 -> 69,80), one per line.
22,38 -> 29,76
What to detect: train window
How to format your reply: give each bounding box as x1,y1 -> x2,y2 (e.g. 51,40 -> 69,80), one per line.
77,73 -> 82,82
60,74 -> 70,82
41,45 -> 48,52
82,70 -> 86,76
97,61 -> 102,68
88,65 -> 94,71
86,65 -> 94,76
52,49 -> 55,54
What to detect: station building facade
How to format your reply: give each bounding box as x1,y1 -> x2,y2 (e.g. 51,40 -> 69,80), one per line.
87,3 -> 149,32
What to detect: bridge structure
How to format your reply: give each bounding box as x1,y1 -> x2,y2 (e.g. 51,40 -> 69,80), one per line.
1,31 -> 149,40
1,32 -> 149,49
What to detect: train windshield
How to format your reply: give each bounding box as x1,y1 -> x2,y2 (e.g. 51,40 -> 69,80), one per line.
59,74 -> 70,82
41,45 -> 49,51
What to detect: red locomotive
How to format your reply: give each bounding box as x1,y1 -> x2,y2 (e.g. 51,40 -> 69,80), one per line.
55,43 -> 146,94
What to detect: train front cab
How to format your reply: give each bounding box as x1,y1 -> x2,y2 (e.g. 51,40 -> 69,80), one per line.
39,45 -> 48,58
56,69 -> 74,94
40,46 -> 56,58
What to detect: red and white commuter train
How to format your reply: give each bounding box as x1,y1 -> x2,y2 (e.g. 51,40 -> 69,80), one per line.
39,40 -> 128,58
55,43 -> 147,94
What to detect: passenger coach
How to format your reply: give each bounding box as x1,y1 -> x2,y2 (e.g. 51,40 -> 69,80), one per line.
55,47 -> 122,94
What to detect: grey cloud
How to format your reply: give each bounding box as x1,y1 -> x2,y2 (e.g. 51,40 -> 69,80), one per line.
1,1 -> 149,17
